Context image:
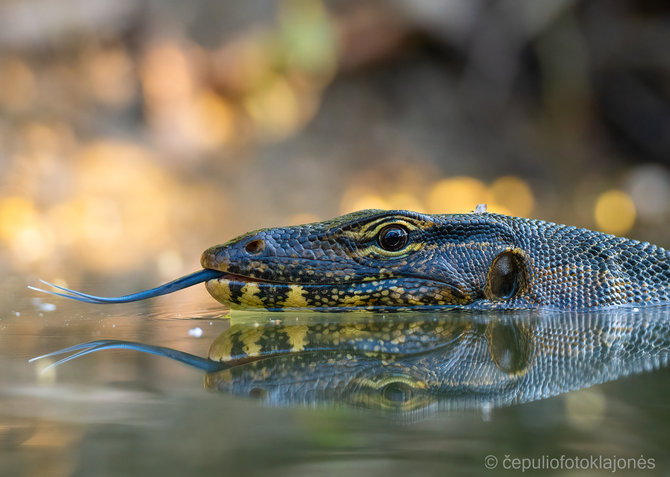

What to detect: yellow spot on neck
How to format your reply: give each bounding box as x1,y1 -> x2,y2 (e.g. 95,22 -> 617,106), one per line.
240,282 -> 265,308
283,285 -> 308,308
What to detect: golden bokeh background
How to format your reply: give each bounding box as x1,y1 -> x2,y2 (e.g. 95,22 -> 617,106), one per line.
0,0 -> 669,286
1,2 -> 670,474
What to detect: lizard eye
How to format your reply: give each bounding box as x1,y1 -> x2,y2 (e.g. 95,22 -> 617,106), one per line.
488,251 -> 524,300
377,225 -> 409,251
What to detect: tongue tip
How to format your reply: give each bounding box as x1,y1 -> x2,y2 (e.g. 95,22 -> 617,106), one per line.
31,268 -> 227,304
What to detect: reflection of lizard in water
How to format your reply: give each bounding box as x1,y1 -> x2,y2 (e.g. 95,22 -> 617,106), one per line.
32,309 -> 670,415
32,208 -> 670,311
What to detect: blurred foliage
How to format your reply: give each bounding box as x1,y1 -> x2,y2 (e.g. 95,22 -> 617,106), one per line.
0,0 -> 669,282
2,4 -> 669,474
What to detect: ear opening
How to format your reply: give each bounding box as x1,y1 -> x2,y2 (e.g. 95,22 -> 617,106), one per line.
486,250 -> 527,300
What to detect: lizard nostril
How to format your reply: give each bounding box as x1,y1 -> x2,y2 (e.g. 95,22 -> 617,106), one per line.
245,239 -> 265,255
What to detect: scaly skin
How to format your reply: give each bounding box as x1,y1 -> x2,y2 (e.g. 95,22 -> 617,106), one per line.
33,308 -> 670,415
201,209 -> 670,311
204,308 -> 670,413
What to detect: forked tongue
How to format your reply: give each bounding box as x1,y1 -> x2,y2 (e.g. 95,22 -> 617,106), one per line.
28,269 -> 224,304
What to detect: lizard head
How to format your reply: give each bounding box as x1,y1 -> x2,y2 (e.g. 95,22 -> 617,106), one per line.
39,207 -> 665,310
201,209 -> 531,311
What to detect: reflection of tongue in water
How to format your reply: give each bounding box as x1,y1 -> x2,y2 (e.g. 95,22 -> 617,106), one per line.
30,308 -> 670,417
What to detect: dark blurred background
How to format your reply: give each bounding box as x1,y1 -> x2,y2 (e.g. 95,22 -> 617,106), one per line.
1,0 -> 669,285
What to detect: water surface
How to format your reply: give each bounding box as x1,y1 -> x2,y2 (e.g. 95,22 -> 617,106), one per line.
1,275 -> 669,476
